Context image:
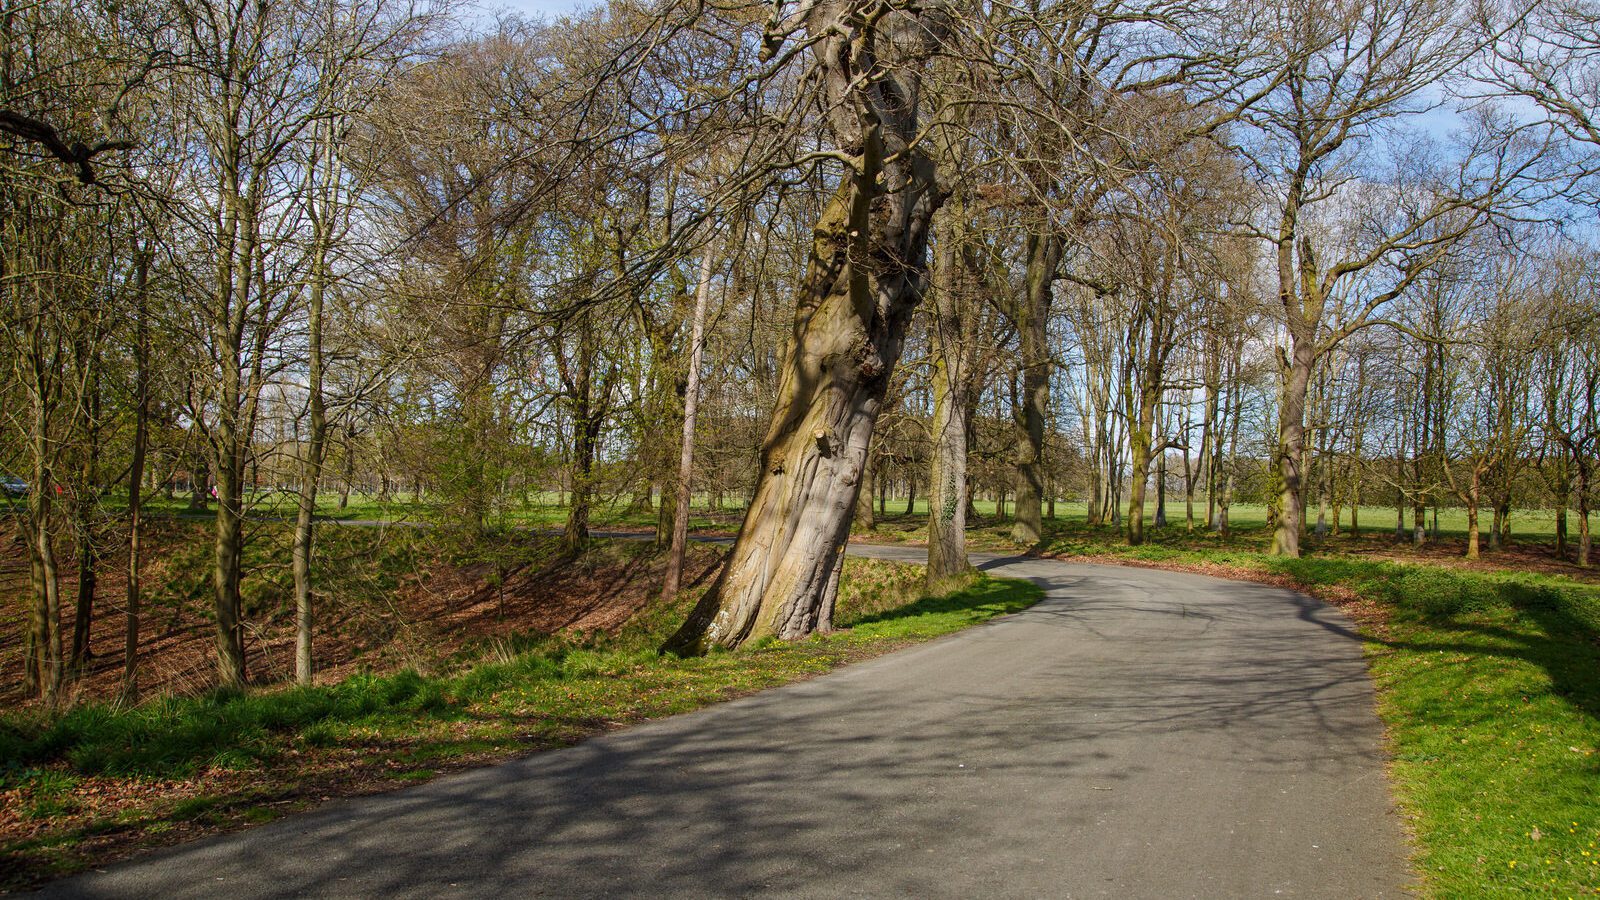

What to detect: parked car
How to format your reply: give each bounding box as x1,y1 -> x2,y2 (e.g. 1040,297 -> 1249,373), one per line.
1,476 -> 28,498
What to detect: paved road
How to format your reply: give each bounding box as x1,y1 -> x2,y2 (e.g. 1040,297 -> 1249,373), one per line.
36,548 -> 1412,899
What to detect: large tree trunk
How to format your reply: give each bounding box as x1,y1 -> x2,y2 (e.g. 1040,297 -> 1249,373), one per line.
926,205 -> 975,591
212,224 -> 253,689
564,412 -> 599,555
664,2 -> 944,653
1554,457 -> 1570,559
1271,332 -> 1313,557
1011,233 -> 1060,545
190,449 -> 210,510
1127,435 -> 1150,544
664,160 -> 940,653
27,422 -> 63,702
1464,465 -> 1482,560
208,179 -> 250,691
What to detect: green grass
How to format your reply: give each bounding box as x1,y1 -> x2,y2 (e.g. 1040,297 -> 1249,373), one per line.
114,490 -> 742,533
1354,575 -> 1600,896
78,485 -> 1584,550
0,562 -> 1038,889
1375,608 -> 1600,895
851,499 -> 1580,550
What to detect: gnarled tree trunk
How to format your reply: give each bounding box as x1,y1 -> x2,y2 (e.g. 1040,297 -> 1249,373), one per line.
1272,329 -> 1313,557
663,0 -> 947,654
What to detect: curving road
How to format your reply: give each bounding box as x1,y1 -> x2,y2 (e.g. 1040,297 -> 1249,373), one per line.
35,548 -> 1412,898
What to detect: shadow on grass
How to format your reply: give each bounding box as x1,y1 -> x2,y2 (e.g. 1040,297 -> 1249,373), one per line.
838,577 -> 1040,630
1269,554 -> 1600,729
1377,601 -> 1600,730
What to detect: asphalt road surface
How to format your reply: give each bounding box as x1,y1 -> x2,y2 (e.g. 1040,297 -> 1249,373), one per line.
35,547 -> 1412,898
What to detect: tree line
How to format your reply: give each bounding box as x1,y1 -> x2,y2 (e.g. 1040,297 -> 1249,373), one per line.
3,0 -> 1598,699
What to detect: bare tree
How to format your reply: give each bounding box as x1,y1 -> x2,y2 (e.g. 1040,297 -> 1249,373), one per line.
1237,0 -> 1535,556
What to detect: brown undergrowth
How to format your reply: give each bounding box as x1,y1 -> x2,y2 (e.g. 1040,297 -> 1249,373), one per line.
0,522 -> 724,707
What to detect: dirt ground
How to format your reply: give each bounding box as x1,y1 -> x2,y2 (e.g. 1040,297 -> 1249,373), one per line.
0,521 -> 727,708
1314,530 -> 1600,583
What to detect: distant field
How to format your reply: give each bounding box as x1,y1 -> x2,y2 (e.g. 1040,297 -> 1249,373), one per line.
106,490 -> 1581,543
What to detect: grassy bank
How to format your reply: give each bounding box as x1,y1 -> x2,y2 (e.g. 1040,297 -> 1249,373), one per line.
0,557 -> 1038,890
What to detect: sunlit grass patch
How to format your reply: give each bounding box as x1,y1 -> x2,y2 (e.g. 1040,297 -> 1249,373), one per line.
1366,598 -> 1600,896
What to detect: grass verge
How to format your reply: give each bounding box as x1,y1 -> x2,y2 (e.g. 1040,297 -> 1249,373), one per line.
0,563 -> 1038,891
1357,574 -> 1600,897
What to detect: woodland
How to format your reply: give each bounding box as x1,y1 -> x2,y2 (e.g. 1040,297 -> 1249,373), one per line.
2,0 -> 1599,706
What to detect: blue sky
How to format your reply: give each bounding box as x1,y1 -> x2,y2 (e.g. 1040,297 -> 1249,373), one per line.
484,0 -> 591,18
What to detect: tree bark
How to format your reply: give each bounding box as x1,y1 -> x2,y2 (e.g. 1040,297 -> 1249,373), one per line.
292,213 -> 329,687
213,431 -> 247,689
1463,465 -> 1483,560
123,252 -> 150,701
660,246 -> 716,600
1579,460 -> 1593,568
1125,362 -> 1162,545
855,453 -> 876,529
28,419 -> 63,702
70,346 -> 101,671
1011,232 -> 1060,545
663,0 -> 946,653
562,312 -> 603,556
1272,332 -> 1313,557
926,204 -> 976,591
1556,484 -> 1569,560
